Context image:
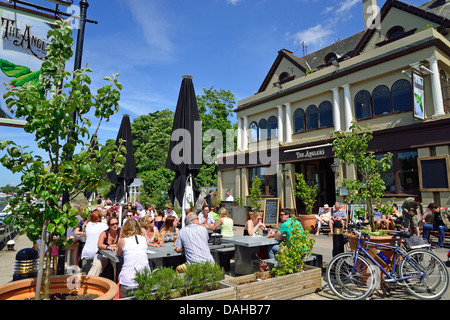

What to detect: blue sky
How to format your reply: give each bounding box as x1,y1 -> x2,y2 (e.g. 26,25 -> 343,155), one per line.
0,0 -> 429,187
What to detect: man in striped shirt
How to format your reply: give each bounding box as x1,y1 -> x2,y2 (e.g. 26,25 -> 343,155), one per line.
175,212 -> 215,273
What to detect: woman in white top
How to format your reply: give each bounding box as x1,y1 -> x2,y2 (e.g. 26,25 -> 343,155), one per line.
117,218 -> 150,297
81,209 -> 109,260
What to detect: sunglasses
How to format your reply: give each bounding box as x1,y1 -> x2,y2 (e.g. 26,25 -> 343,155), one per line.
110,222 -> 119,226
127,215 -> 132,217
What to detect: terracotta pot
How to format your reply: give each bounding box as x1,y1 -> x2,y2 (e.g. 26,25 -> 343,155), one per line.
0,275 -> 118,300
298,214 -> 316,234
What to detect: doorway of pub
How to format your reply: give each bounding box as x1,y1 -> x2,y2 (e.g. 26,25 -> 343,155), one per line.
294,158 -> 336,215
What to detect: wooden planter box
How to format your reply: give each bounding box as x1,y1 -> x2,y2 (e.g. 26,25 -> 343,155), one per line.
222,265 -> 321,300
174,280 -> 236,300
120,280 -> 236,300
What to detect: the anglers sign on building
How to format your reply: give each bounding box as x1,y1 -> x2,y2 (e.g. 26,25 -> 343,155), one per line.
0,4 -> 56,124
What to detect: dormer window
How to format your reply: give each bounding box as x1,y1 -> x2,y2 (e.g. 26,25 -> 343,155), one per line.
323,52 -> 340,65
386,26 -> 405,40
279,72 -> 290,82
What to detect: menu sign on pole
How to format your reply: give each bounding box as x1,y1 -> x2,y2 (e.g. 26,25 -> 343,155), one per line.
263,198 -> 280,228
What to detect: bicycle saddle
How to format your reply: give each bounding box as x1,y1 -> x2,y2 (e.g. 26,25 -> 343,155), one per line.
388,230 -> 411,238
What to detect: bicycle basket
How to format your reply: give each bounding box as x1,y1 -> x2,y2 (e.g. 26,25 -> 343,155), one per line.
405,236 -> 430,249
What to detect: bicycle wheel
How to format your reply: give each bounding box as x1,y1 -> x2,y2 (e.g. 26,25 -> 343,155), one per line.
399,249 -> 449,300
326,252 -> 377,300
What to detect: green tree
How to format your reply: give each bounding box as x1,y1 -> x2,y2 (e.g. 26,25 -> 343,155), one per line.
331,122 -> 392,230
249,176 -> 262,211
0,21 -> 124,299
140,167 -> 174,210
131,109 -> 174,173
294,173 -> 318,215
196,86 -> 236,188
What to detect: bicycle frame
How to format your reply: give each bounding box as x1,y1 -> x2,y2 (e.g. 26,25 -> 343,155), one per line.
353,231 -> 426,282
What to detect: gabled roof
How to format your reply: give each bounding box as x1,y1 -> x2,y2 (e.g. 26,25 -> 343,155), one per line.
256,0 -> 450,95
301,31 -> 365,70
351,0 -> 450,57
258,49 -> 308,93
420,0 -> 450,20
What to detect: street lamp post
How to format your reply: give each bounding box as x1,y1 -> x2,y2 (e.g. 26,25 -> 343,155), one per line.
57,0 -> 90,275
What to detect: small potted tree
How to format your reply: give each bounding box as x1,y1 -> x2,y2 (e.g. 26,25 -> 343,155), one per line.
249,176 -> 262,212
331,122 -> 394,259
294,173 -> 318,233
0,21 -> 124,300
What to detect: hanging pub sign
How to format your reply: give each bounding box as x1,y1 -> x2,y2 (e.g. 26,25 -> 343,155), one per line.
0,3 -> 57,127
412,71 -> 425,120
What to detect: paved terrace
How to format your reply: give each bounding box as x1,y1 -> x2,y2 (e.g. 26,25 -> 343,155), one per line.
1,226 -> 449,300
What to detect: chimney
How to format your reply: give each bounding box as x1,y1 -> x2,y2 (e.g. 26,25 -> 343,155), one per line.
362,0 -> 379,31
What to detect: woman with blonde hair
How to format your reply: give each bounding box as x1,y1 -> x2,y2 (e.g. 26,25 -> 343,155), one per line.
141,215 -> 163,247
212,207 -> 234,237
245,211 -> 266,236
117,218 -> 149,298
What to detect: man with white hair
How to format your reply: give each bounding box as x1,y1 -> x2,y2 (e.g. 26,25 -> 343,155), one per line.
329,202 -> 347,235
174,212 -> 215,273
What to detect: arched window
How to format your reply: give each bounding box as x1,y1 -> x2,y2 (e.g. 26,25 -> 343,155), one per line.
355,90 -> 372,120
279,72 -> 290,82
249,121 -> 258,142
293,108 -> 305,133
267,116 -> 278,138
318,101 -> 333,128
385,26 -> 405,41
372,85 -> 391,116
323,52 -> 340,65
306,105 -> 318,130
391,79 -> 412,112
258,118 -> 267,140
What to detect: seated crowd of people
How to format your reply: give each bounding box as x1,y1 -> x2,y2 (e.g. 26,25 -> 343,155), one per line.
66,197 -> 238,297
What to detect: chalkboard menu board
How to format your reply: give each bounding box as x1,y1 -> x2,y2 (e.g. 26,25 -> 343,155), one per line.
263,198 -> 280,227
418,156 -> 450,191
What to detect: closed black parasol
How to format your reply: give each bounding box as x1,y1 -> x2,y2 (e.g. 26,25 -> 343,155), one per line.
84,133 -> 100,201
108,114 -> 136,204
166,75 -> 201,222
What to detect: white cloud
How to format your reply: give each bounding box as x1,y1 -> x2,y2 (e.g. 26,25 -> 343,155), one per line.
288,0 -> 362,52
126,0 -> 173,54
287,24 -> 334,49
322,6 -> 334,15
226,0 -> 243,5
336,0 -> 360,14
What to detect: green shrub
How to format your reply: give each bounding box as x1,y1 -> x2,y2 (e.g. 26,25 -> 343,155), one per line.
273,216 -> 315,277
181,261 -> 225,296
133,262 -> 225,299
134,267 -> 183,300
